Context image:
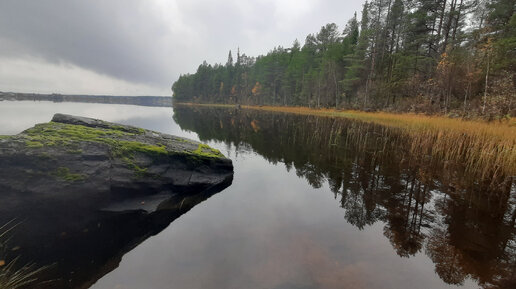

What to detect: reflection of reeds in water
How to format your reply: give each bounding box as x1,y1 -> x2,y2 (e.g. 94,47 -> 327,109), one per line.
341,117 -> 514,190
401,122 -> 511,189
241,105 -> 516,188
176,103 -> 515,190
0,221 -> 47,289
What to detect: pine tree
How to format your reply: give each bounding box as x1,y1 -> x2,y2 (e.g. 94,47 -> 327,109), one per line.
226,50 -> 233,67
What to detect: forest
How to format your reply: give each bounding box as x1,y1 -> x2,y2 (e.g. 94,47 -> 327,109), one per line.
172,0 -> 515,117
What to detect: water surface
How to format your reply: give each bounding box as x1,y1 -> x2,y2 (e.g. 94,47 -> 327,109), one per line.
0,101 -> 514,289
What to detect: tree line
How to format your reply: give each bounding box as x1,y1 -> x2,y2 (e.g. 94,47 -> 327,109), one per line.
172,0 -> 515,116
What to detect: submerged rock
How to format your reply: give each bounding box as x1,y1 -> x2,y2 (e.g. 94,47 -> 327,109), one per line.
0,114 -> 233,289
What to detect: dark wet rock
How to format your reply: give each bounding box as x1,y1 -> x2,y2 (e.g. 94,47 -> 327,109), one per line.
0,113 -> 233,198
0,114 -> 233,289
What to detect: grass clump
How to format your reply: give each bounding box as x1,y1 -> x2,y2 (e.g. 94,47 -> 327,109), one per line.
0,257 -> 47,289
0,221 -> 48,289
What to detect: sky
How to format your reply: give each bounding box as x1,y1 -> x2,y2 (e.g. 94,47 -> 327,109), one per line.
0,0 -> 364,96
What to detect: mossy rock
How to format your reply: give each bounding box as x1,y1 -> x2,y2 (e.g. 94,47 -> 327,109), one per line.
0,115 -> 233,289
0,113 -> 233,195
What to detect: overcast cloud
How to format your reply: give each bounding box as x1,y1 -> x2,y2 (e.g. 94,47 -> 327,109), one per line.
0,0 -> 364,96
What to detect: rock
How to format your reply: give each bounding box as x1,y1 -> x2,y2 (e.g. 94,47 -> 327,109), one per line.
0,113 -> 233,197
0,114 -> 233,289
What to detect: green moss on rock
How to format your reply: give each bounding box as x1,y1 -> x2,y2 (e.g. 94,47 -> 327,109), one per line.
114,141 -> 168,156
120,155 -> 148,176
17,117 -> 227,178
191,144 -> 223,158
23,122 -> 135,147
52,167 -> 85,182
22,122 -> 174,158
26,140 -> 44,148
66,148 -> 83,154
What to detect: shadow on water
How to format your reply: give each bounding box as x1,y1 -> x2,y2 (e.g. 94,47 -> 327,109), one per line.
0,177 -> 233,289
173,106 -> 516,289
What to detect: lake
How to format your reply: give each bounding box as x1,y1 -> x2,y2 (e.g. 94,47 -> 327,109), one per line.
0,100 -> 514,289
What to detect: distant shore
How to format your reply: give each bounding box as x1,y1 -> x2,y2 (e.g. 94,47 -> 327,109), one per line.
1,91 -> 172,107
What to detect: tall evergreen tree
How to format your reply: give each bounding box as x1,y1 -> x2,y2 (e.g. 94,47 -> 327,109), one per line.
172,0 -> 515,116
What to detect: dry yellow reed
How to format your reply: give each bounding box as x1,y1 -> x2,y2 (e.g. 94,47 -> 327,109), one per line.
175,103 -> 516,182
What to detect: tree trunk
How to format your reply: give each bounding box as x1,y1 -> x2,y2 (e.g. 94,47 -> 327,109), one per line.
451,0 -> 464,46
333,62 -> 339,109
442,0 -> 457,54
317,77 -> 321,108
436,0 -> 447,53
483,50 -> 490,114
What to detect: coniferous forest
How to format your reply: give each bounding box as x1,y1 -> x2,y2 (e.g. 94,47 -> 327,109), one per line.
172,0 -> 515,117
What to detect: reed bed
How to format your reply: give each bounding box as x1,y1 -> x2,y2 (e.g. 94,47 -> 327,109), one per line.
176,103 -> 516,185
258,106 -> 516,186
0,221 -> 47,289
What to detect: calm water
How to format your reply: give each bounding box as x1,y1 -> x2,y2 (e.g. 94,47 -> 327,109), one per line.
0,101 -> 514,289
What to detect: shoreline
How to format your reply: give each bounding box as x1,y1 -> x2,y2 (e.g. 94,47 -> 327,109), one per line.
174,103 -> 516,135
174,102 -> 516,180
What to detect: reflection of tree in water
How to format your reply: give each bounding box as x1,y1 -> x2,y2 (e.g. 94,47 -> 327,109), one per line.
383,175 -> 433,257
426,187 -> 516,288
426,226 -> 468,285
173,106 -> 516,288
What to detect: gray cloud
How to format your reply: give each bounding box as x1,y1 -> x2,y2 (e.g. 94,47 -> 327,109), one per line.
0,0 -> 364,95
